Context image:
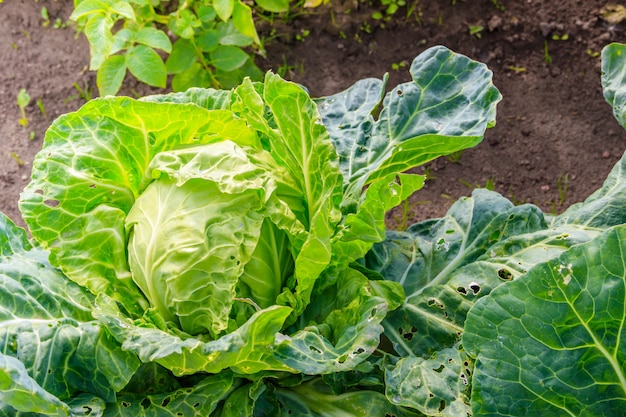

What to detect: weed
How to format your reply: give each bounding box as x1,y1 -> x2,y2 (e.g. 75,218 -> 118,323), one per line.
17,89 -> 31,128
9,152 -> 26,167
36,98 -> 47,119
557,173 -> 569,206
468,24 -> 484,39
391,198 -> 431,230
507,65 -> 526,73
460,176 -> 496,191
544,40 -> 552,64
391,61 -> 408,71
446,150 -> 464,163
64,82 -> 92,104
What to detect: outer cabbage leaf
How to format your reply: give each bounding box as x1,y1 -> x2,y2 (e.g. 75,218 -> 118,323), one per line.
102,372 -> 238,417
385,343 -> 472,417
19,98 -> 259,317
553,149 -> 626,228
364,186 -> 622,416
0,353 -> 71,416
601,43 -> 626,129
95,293 -> 294,376
272,378 -> 421,416
464,224 -> 626,416
317,45 -> 502,202
0,213 -> 140,409
274,267 -> 401,374
367,189 -> 548,358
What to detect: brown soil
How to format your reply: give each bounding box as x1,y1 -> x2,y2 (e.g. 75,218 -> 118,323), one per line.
1,0 -> 625,229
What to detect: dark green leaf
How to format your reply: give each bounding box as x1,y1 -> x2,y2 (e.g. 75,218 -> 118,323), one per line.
464,225 -> 626,416
602,43 -> 626,129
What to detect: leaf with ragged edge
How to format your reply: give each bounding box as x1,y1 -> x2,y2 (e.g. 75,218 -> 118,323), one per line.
464,224 -> 626,416
316,46 -> 501,203
385,344 -> 472,416
602,43 -> 626,130
19,97 -> 258,317
330,172 -> 425,270
0,213 -> 141,407
95,294 -> 294,376
141,87 -> 232,109
104,372 -> 238,416
274,267 -> 398,374
367,190 -> 547,356
0,353 -> 71,416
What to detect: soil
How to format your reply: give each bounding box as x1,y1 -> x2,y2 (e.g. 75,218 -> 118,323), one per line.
1,0 -> 626,230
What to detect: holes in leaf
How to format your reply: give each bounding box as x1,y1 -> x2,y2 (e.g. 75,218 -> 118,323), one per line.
148,132 -> 157,146
47,369 -> 52,374
34,189 -> 43,195
498,269 -> 513,281
161,397 -> 170,407
433,364 -> 445,373
141,398 -> 152,409
469,283 -> 481,295
44,199 -> 59,207
121,401 -> 131,408
89,184 -> 97,189
337,355 -> 347,364
428,393 -> 434,398
82,406 -> 93,415
309,345 -> 322,354
439,400 -> 446,412
193,402 -> 200,408
457,286 -> 468,295
354,347 -> 365,355
396,89 -> 403,96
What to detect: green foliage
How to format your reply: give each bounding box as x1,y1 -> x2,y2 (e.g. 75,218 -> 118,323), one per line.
16,89 -> 30,127
0,46 -> 501,414
70,0 -> 280,96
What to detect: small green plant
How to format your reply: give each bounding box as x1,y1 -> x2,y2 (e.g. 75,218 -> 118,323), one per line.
446,149 -> 464,163
460,176 -> 496,191
468,24 -> 484,38
391,60 -> 408,71
64,82 -> 93,104
16,89 -> 30,127
9,152 -> 25,166
544,40 -> 552,64
36,98 -> 47,119
70,0 -> 284,96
